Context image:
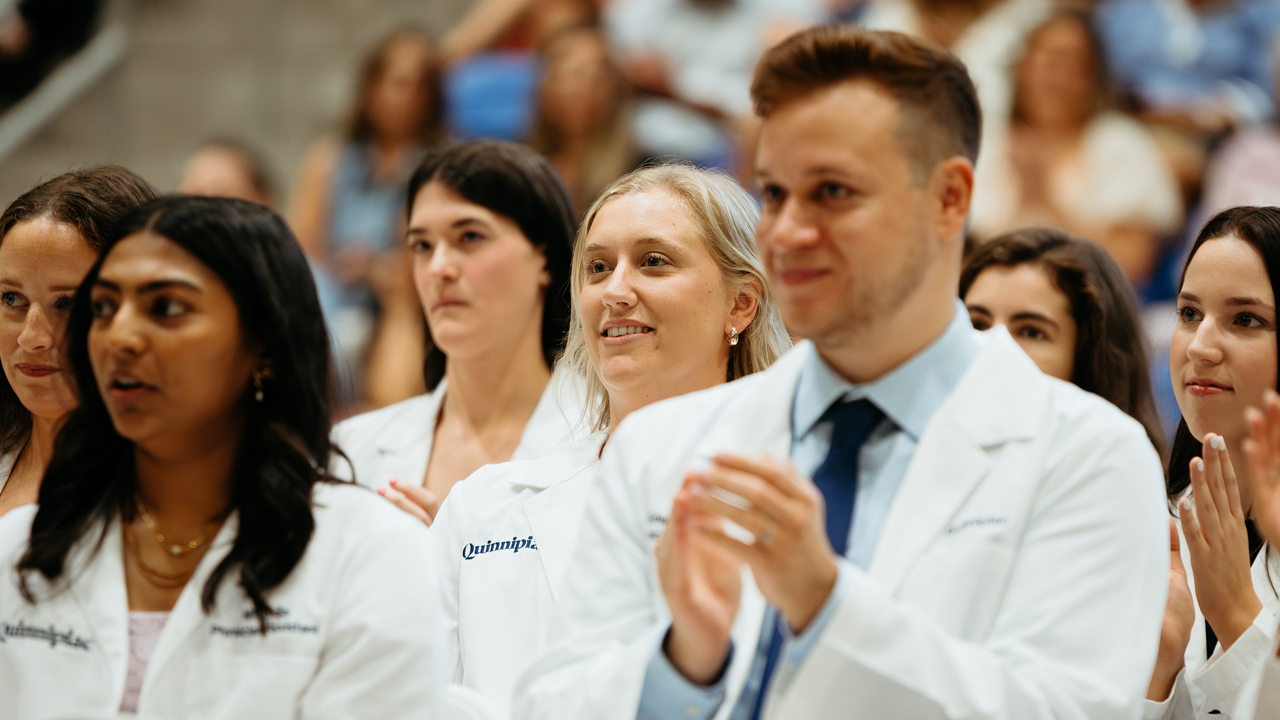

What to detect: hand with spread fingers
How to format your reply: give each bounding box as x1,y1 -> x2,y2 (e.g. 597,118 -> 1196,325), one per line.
1245,390 -> 1280,544
656,474 -> 744,685
1147,520 -> 1196,701
1179,433 -> 1264,650
685,453 -> 840,635
377,479 -> 441,526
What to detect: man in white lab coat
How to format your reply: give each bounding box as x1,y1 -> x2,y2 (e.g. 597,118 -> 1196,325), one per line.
514,25 -> 1169,720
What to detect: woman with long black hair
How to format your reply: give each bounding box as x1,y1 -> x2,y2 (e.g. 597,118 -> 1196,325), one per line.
0,197 -> 443,719
1146,206 -> 1280,720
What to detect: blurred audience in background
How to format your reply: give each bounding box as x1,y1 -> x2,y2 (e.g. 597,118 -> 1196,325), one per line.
290,28 -> 441,412
178,139 -> 275,208
527,24 -> 638,213
1199,43 -> 1280,219
861,0 -> 1050,225
971,12 -> 1182,288
602,0 -> 825,179
1095,0 -> 1280,203
439,0 -> 598,62
0,0 -> 103,107
437,0 -> 598,142
177,139 -> 359,407
15,0 -> 1280,424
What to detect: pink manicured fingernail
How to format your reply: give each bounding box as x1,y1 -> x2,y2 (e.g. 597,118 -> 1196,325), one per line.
389,479 -> 399,486
377,488 -> 386,496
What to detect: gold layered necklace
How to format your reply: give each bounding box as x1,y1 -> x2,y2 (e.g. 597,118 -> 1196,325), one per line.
124,521 -> 197,589
135,495 -> 206,557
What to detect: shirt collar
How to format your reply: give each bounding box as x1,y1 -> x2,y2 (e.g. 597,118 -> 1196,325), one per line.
792,300 -> 983,441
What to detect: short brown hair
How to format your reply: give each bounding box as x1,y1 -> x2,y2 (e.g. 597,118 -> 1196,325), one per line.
751,26 -> 981,179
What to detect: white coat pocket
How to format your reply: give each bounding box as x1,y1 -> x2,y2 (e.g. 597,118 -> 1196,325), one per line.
900,537 -> 1015,640
182,653 -> 319,719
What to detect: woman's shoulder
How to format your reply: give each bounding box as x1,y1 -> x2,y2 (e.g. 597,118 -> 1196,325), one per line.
309,481 -> 429,548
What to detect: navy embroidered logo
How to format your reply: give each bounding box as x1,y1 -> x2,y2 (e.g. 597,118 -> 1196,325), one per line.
0,620 -> 93,651
462,535 -> 537,560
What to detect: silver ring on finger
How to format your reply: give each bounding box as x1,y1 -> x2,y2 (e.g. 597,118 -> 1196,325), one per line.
758,520 -> 777,547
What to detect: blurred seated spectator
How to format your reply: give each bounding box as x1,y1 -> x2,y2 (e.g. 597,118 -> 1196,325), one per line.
1095,0 -> 1280,203
971,12 -> 1182,287
177,139 -> 369,411
289,28 -> 441,409
439,0 -> 598,62
438,0 -> 599,142
0,0 -> 102,107
1200,42 -> 1280,217
178,139 -> 275,207
528,24 -> 638,213
602,0 -> 825,174
861,0 -> 1050,216
1095,0 -> 1280,133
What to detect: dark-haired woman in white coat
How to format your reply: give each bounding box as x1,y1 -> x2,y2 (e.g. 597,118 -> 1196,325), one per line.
333,141 -> 586,524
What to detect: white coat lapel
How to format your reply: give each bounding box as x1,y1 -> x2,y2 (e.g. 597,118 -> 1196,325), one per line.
139,513 -> 240,697
519,450 -> 602,602
869,332 -> 1043,592
691,341 -> 809,468
375,384 -> 445,488
67,518 -> 131,704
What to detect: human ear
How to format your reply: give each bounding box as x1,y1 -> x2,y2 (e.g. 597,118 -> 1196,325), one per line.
726,275 -> 762,335
930,157 -> 974,245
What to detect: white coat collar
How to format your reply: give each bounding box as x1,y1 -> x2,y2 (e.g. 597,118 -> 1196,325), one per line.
868,327 -> 1046,591
374,381 -> 447,455
506,431 -> 606,491
64,509 -> 241,707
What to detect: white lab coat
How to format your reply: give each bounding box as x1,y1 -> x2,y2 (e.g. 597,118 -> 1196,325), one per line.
433,431 -> 608,711
0,482 -> 446,720
332,369 -> 586,493
1248,624 -> 1280,720
1147,529 -> 1280,720
514,331 -> 1169,720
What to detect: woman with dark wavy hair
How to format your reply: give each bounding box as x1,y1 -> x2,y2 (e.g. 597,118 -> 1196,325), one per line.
0,197 -> 444,718
961,227 -> 1165,454
0,165 -> 157,516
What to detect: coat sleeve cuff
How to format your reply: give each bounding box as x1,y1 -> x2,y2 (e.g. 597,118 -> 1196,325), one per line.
1142,667 -> 1184,720
1194,606 -> 1278,714
637,626 -> 731,720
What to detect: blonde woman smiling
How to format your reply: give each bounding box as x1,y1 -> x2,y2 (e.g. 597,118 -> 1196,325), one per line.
430,164 -> 790,711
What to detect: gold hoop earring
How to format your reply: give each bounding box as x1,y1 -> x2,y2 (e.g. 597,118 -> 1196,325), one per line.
729,327 -> 739,346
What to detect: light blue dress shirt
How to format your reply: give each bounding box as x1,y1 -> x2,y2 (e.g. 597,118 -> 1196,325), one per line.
638,302 -> 981,720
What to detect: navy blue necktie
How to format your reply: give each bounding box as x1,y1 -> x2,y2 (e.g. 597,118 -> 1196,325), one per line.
749,398 -> 884,720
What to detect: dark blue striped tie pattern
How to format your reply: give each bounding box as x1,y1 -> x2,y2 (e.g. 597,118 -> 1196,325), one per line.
749,398 -> 885,720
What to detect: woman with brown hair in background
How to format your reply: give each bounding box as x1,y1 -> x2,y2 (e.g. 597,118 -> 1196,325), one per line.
961,227 -> 1166,454
0,165 -> 157,516
527,24 -> 637,214
289,28 -> 444,407
969,12 -> 1182,287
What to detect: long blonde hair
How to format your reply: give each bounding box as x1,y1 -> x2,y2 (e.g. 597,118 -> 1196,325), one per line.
562,163 -> 792,431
